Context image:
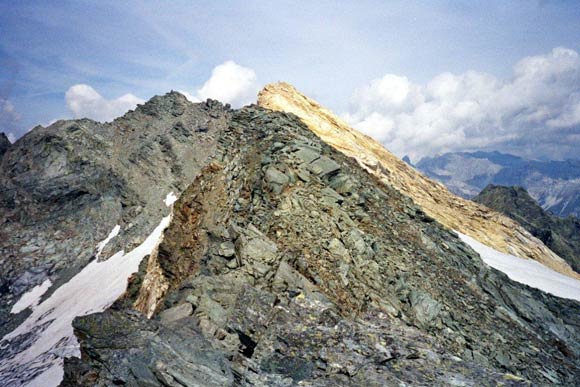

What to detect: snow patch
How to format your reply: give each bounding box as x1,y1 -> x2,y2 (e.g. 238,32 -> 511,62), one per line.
164,191 -> 178,207
95,224 -> 120,259
10,279 -> 53,314
457,231 -> 580,302
0,213 -> 172,387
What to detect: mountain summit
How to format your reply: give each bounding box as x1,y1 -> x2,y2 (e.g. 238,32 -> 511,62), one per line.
0,84 -> 579,386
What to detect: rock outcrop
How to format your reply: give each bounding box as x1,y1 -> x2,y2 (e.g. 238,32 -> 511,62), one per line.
475,185 -> 580,273
0,93 -> 230,384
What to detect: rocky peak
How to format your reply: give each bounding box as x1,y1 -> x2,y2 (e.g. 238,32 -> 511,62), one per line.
258,82 -> 579,280
131,90 -> 195,118
475,185 -> 547,220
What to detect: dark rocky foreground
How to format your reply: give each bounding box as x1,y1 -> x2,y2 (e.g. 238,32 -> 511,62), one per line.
1,93 -> 579,386
475,185 -> 580,273
59,100 -> 579,385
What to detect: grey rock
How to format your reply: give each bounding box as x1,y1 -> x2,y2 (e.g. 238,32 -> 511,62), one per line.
308,155 -> 341,176
217,241 -> 235,258
264,166 -> 289,193
330,173 -> 356,195
321,187 -> 344,206
61,310 -> 233,386
159,303 -> 193,323
409,290 -> 442,327
294,146 -> 320,164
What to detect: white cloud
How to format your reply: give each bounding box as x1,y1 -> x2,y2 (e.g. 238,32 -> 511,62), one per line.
65,84 -> 144,122
195,61 -> 258,107
345,47 -> 580,161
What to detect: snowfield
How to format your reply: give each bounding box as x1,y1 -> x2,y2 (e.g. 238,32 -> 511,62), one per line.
0,196 -> 176,387
457,231 -> 580,302
10,279 -> 53,315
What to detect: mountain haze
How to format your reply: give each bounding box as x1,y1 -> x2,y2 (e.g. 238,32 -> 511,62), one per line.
416,151 -> 580,218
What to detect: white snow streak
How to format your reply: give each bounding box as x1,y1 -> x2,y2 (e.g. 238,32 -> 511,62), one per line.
0,200 -> 174,387
10,279 -> 53,315
95,224 -> 120,259
164,191 -> 178,207
457,231 -> 580,302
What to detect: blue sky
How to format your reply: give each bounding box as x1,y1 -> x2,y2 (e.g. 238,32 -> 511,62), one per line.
1,1 -> 580,160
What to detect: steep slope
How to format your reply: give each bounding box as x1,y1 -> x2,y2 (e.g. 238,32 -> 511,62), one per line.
0,93 -> 231,385
474,185 -> 580,273
258,82 -> 578,280
61,104 -> 580,386
416,151 -> 580,218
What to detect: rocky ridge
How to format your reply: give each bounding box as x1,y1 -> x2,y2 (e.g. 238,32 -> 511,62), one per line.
60,100 -> 580,385
0,86 -> 578,386
257,82 -> 579,280
474,185 -> 580,273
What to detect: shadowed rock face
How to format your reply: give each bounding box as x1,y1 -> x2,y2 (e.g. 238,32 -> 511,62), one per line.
474,185 -> 580,273
61,104 -> 580,386
0,132 -> 10,158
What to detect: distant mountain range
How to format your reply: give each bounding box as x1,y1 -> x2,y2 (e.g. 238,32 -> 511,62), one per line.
415,151 -> 580,218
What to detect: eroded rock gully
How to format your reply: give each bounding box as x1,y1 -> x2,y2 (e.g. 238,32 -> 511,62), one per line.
63,105 -> 580,386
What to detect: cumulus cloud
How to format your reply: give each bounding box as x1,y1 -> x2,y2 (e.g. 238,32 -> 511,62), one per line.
65,84 -> 144,122
195,61 -> 258,107
345,47 -> 580,161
